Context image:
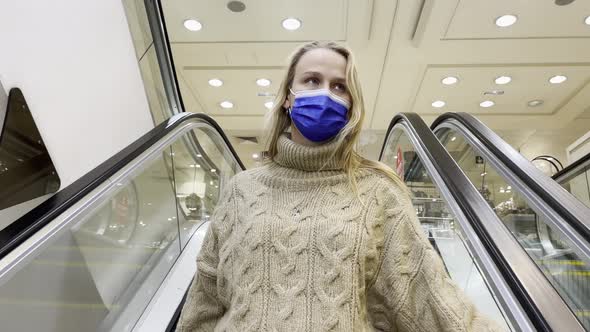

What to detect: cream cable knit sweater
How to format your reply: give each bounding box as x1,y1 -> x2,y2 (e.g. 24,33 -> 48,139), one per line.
176,134 -> 504,332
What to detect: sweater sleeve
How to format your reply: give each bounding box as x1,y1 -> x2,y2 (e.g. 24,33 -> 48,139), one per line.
366,183 -> 506,332
176,177 -> 236,332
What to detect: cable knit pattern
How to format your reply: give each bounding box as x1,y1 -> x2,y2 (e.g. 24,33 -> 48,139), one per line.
176,134 -> 505,332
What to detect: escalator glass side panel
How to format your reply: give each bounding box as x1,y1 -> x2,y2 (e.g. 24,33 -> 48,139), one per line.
171,125 -> 240,249
0,149 -> 180,332
381,126 -> 511,331
437,128 -> 590,329
558,163 -> 590,210
0,118 -> 241,332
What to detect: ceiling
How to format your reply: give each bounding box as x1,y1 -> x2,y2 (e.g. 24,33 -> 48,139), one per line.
161,0 -> 590,168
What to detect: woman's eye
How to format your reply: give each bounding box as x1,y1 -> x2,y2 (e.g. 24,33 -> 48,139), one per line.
305,77 -> 319,85
333,83 -> 347,92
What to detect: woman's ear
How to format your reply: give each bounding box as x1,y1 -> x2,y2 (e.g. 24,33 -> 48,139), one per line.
282,96 -> 291,110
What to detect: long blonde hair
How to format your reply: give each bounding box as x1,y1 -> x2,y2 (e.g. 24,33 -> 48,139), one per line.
264,41 -> 405,196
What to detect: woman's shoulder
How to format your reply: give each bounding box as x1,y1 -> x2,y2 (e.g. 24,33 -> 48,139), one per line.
359,165 -> 411,205
225,164 -> 270,187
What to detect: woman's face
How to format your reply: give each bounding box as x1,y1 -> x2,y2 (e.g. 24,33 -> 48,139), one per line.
283,48 -> 352,109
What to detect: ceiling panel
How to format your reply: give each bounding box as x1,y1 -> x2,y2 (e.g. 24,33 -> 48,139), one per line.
413,64 -> 590,115
170,43 -> 299,67
445,0 -> 590,40
182,67 -> 283,116
163,0 -> 347,42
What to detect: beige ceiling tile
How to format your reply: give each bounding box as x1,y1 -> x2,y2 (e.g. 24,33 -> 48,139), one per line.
163,0 -> 347,42
445,0 -> 590,40
412,65 -> 590,115
182,67 -> 283,116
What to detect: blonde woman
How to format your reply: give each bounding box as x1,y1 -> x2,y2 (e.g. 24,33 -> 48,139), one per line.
176,41 -> 502,332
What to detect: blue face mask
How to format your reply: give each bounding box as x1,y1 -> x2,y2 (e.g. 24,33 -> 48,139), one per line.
288,88 -> 351,142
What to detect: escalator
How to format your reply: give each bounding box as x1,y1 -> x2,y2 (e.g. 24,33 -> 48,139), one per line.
0,112 -> 245,331
380,113 -> 586,331
431,112 -> 590,329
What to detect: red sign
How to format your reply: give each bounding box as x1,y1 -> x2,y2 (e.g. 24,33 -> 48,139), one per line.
396,147 -> 404,181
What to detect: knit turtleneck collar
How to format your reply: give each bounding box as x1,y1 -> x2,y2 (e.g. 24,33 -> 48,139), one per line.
273,134 -> 343,172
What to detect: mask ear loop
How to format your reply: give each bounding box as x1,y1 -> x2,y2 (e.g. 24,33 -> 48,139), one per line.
285,88 -> 296,115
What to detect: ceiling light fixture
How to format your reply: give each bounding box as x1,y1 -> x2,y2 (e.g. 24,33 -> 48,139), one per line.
527,100 -> 544,107
252,153 -> 259,159
484,90 -> 504,95
555,0 -> 576,5
282,18 -> 302,31
183,19 -> 203,31
495,15 -> 518,27
208,78 -> 223,87
441,76 -> 459,85
495,76 -> 512,85
585,15 -> 590,25
432,100 -> 446,108
480,100 -> 495,108
264,101 -> 274,109
451,136 -> 457,142
256,78 -> 271,87
549,75 -> 567,84
220,101 -> 234,109
227,1 -> 246,12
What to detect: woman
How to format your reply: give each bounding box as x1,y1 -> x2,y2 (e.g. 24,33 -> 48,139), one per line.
176,41 -> 503,332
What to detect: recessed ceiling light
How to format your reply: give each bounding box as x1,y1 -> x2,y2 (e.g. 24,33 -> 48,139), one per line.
264,101 -> 274,109
432,100 -> 446,108
528,99 -> 544,107
256,78 -> 271,87
252,153 -> 259,159
495,76 -> 512,85
549,75 -> 567,84
555,0 -> 576,5
484,90 -> 504,95
183,19 -> 202,31
227,1 -> 246,12
585,15 -> 590,25
441,76 -> 459,85
495,15 -> 518,27
451,136 -> 457,142
282,18 -> 302,31
208,78 -> 223,87
220,101 -> 234,109
480,100 -> 495,108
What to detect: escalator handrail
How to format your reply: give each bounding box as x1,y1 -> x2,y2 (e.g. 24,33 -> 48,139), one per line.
0,112 -> 246,260
380,113 -> 582,331
553,151 -> 590,184
432,112 -> 590,245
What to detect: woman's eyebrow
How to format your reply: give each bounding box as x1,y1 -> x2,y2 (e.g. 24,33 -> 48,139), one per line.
301,71 -> 346,83
302,71 -> 322,76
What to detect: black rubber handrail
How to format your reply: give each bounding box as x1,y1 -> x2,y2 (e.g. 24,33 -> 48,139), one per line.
553,151 -> 590,183
0,112 -> 245,260
380,113 -> 550,331
432,112 -> 590,246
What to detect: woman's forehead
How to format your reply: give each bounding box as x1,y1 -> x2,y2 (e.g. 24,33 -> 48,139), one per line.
295,48 -> 347,77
